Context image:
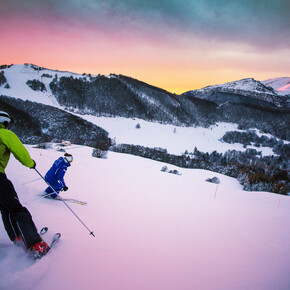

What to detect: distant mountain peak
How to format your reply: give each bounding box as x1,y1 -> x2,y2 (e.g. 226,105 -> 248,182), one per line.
183,77 -> 288,108
262,77 -> 290,96
196,78 -> 276,95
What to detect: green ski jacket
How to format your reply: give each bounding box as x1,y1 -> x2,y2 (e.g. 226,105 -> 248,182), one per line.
0,124 -> 34,173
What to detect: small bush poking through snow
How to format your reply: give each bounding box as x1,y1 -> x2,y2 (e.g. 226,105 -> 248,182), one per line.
161,166 -> 181,176
206,177 -> 220,184
92,148 -> 108,159
161,166 -> 168,172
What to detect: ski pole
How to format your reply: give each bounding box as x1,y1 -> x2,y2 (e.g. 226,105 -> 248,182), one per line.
34,168 -> 95,237
22,177 -> 42,185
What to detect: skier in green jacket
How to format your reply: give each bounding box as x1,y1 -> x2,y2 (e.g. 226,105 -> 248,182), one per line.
0,111 -> 49,258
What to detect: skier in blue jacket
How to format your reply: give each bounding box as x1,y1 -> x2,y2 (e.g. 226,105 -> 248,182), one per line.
44,153 -> 73,199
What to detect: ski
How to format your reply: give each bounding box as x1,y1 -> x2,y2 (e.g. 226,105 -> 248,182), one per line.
48,233 -> 61,251
40,227 -> 48,236
43,195 -> 87,205
61,198 -> 87,206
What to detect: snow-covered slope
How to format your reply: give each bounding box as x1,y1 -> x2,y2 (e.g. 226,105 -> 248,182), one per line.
0,64 -> 89,106
262,77 -> 290,96
0,145 -> 289,290
76,115 -> 275,156
0,65 -> 289,289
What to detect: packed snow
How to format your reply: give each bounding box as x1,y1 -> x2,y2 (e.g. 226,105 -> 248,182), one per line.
0,144 -> 289,290
73,115 -> 276,156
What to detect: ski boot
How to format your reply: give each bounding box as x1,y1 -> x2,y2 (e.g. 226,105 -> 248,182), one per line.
13,235 -> 26,249
43,193 -> 61,200
30,240 -> 49,259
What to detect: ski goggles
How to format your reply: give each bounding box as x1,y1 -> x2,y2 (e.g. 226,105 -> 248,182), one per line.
65,155 -> 73,163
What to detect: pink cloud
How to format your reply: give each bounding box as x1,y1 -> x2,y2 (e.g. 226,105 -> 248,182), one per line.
1,8 -> 289,94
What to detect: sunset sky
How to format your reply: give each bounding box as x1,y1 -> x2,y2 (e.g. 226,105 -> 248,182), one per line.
1,0 -> 289,94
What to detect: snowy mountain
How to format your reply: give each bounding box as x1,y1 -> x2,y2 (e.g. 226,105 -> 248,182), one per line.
0,64 -> 112,148
1,64 -> 289,127
0,64 -> 186,125
0,63 -> 289,145
0,64 -> 82,106
0,144 -> 289,290
183,78 -> 288,108
262,77 -> 290,96
0,63 -> 289,195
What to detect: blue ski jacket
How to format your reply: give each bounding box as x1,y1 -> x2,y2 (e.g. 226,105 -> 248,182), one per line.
45,157 -> 71,190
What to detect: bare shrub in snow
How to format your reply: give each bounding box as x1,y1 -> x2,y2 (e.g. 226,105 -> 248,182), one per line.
92,148 -> 108,159
161,166 -> 168,172
206,177 -> 220,184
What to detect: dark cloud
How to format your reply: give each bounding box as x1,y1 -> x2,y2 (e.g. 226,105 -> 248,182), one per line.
96,0 -> 290,48
1,0 -> 289,49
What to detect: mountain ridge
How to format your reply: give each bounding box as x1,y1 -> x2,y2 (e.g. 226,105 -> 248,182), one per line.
0,63 -> 289,142
182,77 -> 289,108
1,63 -> 289,96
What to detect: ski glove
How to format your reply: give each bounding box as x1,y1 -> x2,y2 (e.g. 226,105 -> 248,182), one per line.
62,186 -> 68,191
30,160 -> 36,169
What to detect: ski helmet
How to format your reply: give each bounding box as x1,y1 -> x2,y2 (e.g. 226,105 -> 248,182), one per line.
0,111 -> 14,128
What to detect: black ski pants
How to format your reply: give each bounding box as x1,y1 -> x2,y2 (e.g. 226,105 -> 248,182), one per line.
0,173 -> 41,248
